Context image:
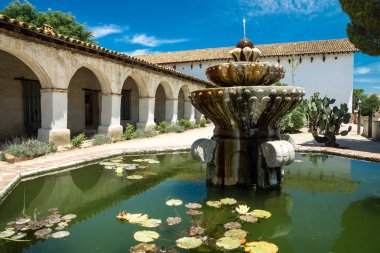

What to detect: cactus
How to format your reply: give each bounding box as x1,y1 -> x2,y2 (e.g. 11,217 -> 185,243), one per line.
305,92 -> 352,147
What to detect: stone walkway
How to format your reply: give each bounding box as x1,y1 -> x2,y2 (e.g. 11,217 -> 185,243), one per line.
0,124 -> 379,203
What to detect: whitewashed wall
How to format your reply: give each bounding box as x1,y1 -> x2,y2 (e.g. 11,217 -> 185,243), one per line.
167,53 -> 354,111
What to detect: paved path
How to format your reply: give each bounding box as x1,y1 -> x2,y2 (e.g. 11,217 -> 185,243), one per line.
0,124 -> 379,203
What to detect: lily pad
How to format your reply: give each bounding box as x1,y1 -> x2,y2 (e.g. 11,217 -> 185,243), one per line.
110,159 -> 124,163
49,214 -> 61,224
244,241 -> 279,253
127,175 -> 144,180
11,232 -> 27,240
224,229 -> 247,239
133,230 -> 160,243
124,164 -> 138,171
185,203 -> 202,209
139,219 -> 161,228
189,226 -> 205,236
127,213 -> 149,224
55,226 -> 65,231
61,214 -> 77,221
104,165 -> 114,170
138,165 -> 148,169
224,222 -> 242,230
16,218 -> 31,225
133,158 -> 160,164
51,231 -> 70,239
0,230 -> 15,238
166,217 -> 182,226
166,199 -> 183,206
34,228 -> 52,238
115,167 -> 124,175
206,200 -> 222,208
186,209 -> 203,216
236,205 -> 250,215
249,210 -> 272,219
130,243 -> 159,253
239,215 -> 258,223
216,237 -> 241,250
220,198 -> 237,205
176,237 -> 202,249
294,160 -> 303,163
48,208 -> 58,213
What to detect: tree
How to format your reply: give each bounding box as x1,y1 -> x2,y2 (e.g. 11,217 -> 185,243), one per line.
352,88 -> 365,112
1,0 -> 94,42
360,94 -> 380,138
339,0 -> 380,56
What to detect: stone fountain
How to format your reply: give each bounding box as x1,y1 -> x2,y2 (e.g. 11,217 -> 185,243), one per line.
190,38 -> 305,189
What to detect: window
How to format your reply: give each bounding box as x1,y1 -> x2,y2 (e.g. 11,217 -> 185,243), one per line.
121,89 -> 131,120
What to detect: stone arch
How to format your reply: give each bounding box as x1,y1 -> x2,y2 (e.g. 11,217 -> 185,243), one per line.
177,85 -> 191,120
67,67 -> 103,135
154,81 -> 175,123
67,64 -> 111,94
0,49 -> 46,140
0,46 -> 52,88
120,76 -> 141,126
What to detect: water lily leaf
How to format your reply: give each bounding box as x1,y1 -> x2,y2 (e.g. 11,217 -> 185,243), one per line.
249,210 -> 272,219
34,228 -> 52,238
224,222 -> 241,230
115,167 -> 124,174
48,215 -> 61,224
206,200 -> 222,208
48,208 -> 58,213
224,229 -> 247,239
130,243 -> 159,253
189,226 -> 205,236
104,165 -> 115,170
245,241 -> 279,253
57,222 -> 68,227
15,218 -> 31,225
239,215 -> 258,223
236,205 -> 250,215
220,198 -> 237,205
0,230 -> 15,238
11,232 -> 27,240
55,226 -> 65,231
139,219 -> 162,228
124,164 -> 138,171
147,159 -> 160,164
166,217 -> 182,226
166,199 -> 183,206
133,230 -> 159,243
216,237 -> 241,250
51,231 -> 70,239
116,211 -> 128,221
176,237 -> 202,249
127,175 -> 144,180
185,203 -> 202,209
110,159 -> 123,163
186,209 -> 203,216
61,214 -> 77,221
294,160 -> 303,163
127,213 -> 149,224
138,165 -> 148,169
132,158 -> 160,164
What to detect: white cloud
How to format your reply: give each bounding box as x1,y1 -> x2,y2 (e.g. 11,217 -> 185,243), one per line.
373,86 -> 380,89
355,78 -> 380,84
240,0 -> 339,16
118,34 -> 187,47
354,62 -> 380,75
123,49 -> 160,56
90,24 -> 123,38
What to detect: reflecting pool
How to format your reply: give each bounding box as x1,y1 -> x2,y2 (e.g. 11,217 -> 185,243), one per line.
0,153 -> 379,253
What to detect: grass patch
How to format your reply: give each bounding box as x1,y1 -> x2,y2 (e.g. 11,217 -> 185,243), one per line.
0,138 -> 57,159
92,134 -> 113,146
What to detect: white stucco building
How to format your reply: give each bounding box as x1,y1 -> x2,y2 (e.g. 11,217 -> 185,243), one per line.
139,39 -> 358,111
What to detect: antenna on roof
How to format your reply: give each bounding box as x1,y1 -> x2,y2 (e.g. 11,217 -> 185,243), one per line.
243,18 -> 246,38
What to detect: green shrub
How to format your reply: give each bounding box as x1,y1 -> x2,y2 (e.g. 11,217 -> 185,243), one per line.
1,138 -> 57,159
177,119 -> 192,129
280,107 -> 306,133
71,133 -> 86,148
92,134 -> 113,146
123,123 -> 137,140
155,121 -> 170,133
135,128 -> 158,138
198,118 -> 207,127
170,124 -> 185,133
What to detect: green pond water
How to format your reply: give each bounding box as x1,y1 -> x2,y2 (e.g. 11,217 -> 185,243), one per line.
0,153 -> 380,253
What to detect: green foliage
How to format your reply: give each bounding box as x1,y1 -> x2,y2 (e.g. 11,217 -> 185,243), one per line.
305,92 -> 352,147
134,128 -> 158,138
123,124 -> 137,140
177,119 -> 192,129
1,138 -> 56,158
353,88 -> 365,110
92,134 -> 112,146
198,118 -> 207,127
155,121 -> 187,133
155,121 -> 170,133
280,105 -> 306,133
71,133 -> 86,148
274,82 -> 288,86
360,94 -> 380,116
1,0 -> 95,42
339,0 -> 380,56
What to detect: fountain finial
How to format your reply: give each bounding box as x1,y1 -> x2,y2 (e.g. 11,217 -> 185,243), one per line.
229,37 -> 261,62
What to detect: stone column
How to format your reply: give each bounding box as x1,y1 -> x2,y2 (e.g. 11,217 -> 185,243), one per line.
38,89 -> 70,146
98,94 -> 123,137
165,99 -> 178,124
137,97 -> 156,129
184,100 -> 196,123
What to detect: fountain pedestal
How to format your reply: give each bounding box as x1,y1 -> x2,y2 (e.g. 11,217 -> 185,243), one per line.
190,38 -> 305,189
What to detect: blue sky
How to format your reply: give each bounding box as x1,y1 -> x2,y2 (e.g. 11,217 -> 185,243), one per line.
2,0 -> 379,93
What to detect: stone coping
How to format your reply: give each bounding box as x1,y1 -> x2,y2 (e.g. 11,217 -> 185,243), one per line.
0,143 -> 379,204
